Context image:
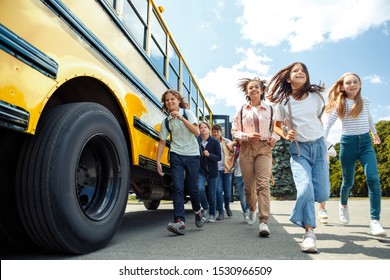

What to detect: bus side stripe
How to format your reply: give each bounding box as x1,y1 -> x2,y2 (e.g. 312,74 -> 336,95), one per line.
0,24 -> 58,79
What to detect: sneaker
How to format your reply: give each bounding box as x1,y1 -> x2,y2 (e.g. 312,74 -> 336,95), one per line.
259,222 -> 270,237
226,207 -> 233,217
167,219 -> 186,235
209,215 -> 216,223
339,204 -> 350,224
194,210 -> 205,228
216,213 -> 224,220
370,220 -> 387,237
243,210 -> 250,223
203,209 -> 210,222
248,210 -> 256,225
318,209 -> 328,224
301,229 -> 318,253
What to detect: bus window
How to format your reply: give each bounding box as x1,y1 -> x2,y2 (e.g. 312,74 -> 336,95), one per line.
168,41 -> 180,89
123,0 -> 148,48
150,10 -> 167,75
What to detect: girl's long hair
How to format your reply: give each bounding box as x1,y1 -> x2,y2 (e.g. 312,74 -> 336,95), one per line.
266,62 -> 324,104
325,72 -> 363,118
238,77 -> 267,102
161,89 -> 188,112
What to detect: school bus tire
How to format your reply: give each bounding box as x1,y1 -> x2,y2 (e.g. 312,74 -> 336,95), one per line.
143,200 -> 161,210
16,102 -> 130,254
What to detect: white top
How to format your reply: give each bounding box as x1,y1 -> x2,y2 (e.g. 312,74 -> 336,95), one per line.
324,96 -> 377,139
234,156 -> 242,177
274,93 -> 325,142
159,108 -> 200,156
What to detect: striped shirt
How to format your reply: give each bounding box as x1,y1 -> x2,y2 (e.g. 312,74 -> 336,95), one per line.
324,96 -> 377,139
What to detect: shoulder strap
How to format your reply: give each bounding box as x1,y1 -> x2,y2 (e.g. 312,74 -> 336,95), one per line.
316,92 -> 325,120
164,117 -> 171,135
269,105 -> 273,133
287,99 -> 300,156
240,105 -> 245,132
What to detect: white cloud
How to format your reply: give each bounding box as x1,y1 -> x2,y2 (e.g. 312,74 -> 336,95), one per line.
237,0 -> 390,52
376,105 -> 390,121
363,74 -> 383,84
209,44 -> 218,50
198,48 -> 272,114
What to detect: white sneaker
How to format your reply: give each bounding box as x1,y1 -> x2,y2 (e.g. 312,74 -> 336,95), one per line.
259,223 -> 270,237
301,229 -> 318,253
318,209 -> 328,224
248,210 -> 256,225
203,209 -> 209,222
209,215 -> 216,223
370,220 -> 387,237
339,204 -> 350,224
243,210 -> 250,224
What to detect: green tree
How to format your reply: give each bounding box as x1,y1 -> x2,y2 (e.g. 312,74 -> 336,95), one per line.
271,138 -> 296,200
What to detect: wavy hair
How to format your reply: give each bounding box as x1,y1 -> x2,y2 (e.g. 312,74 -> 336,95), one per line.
325,72 -> 363,118
266,62 -> 324,104
161,89 -> 188,112
237,77 -> 268,102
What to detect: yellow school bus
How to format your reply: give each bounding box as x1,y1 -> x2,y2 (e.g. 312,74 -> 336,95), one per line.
0,0 -> 212,254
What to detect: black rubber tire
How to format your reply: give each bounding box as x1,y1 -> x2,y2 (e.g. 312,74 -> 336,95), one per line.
0,129 -> 36,252
15,103 -> 130,254
143,200 -> 161,210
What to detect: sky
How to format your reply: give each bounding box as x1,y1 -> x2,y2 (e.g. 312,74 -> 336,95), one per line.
155,0 -> 390,143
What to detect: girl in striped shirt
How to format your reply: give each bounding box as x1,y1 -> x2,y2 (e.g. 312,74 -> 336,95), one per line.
325,72 -> 386,237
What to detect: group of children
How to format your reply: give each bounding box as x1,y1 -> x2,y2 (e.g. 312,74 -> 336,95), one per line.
156,62 -> 387,254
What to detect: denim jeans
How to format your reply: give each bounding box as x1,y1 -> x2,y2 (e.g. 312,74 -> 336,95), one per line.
339,133 -> 381,220
289,137 -> 330,228
198,174 -> 218,216
170,152 -> 201,222
235,176 -> 249,213
216,170 -> 232,213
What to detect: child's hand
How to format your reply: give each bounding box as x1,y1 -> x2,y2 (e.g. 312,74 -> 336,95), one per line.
373,134 -> 381,145
249,132 -> 261,143
285,130 -> 296,141
267,137 -> 277,148
157,162 -> 165,176
170,111 -> 184,120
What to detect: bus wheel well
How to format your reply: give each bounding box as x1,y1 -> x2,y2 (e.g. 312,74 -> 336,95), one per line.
45,76 -> 130,151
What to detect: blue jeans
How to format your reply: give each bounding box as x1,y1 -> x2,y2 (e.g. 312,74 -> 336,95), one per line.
289,137 -> 330,228
235,176 -> 249,213
198,174 -> 217,216
339,133 -> 381,220
170,152 -> 201,222
216,170 -> 232,213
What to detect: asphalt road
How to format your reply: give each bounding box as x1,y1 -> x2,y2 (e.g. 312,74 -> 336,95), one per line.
1,198 -> 389,260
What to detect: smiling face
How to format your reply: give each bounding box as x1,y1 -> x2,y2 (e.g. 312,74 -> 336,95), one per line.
164,92 -> 180,112
211,128 -> 222,141
341,74 -> 361,99
288,63 -> 307,89
246,81 -> 262,104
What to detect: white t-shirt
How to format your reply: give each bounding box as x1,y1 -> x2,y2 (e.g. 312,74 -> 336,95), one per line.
274,93 -> 324,142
